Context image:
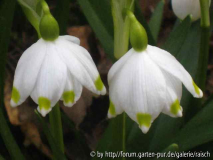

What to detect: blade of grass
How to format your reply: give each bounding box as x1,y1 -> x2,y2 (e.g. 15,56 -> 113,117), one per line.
0,0 -> 25,159
148,0 -> 165,41
35,110 -> 67,160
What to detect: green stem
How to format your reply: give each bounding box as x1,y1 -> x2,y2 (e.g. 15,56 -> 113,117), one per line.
197,0 -> 210,91
112,0 -> 134,59
49,103 -> 64,153
200,0 -> 210,28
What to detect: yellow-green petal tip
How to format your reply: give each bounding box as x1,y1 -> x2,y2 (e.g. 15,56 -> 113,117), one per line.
38,97 -> 51,111
95,76 -> 104,91
109,101 -> 116,116
136,113 -> 151,127
11,87 -> 20,104
63,91 -> 75,104
170,99 -> 181,115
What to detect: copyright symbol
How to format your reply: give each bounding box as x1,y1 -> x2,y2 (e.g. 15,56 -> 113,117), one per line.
90,151 -> 96,157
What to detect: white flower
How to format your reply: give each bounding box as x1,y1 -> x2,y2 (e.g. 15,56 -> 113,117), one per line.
10,35 -> 106,117
108,45 -> 203,134
172,0 -> 201,21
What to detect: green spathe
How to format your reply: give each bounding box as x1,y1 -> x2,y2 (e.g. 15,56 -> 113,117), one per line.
63,91 -> 75,104
11,87 -> 20,104
95,76 -> 104,91
109,101 -> 116,116
136,113 -> 151,127
38,97 -> 51,111
170,99 -> 181,115
126,10 -> 148,52
39,0 -> 59,41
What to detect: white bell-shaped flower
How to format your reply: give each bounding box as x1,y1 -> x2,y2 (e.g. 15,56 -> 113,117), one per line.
10,35 -> 106,117
108,45 -> 203,134
172,0 -> 201,21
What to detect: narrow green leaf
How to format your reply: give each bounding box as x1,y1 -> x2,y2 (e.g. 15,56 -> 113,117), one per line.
148,0 -> 165,41
61,112 -> 91,158
49,103 -> 64,153
174,96 -> 213,151
35,110 -> 67,160
17,0 -> 42,36
93,114 -> 124,160
0,0 -> 25,159
156,144 -> 179,160
77,0 -> 114,60
0,155 -> 5,160
54,0 -> 70,34
162,16 -> 191,56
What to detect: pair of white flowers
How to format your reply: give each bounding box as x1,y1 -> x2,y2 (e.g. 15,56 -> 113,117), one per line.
11,0 -> 203,133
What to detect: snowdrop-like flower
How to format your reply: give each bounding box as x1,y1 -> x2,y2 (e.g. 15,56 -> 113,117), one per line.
10,1 -> 106,117
172,0 -> 210,21
108,10 -> 203,134
172,0 -> 201,21
108,46 -> 202,133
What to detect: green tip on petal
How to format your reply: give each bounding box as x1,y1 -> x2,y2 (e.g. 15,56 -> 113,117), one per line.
109,101 -> 116,116
170,99 -> 181,115
38,97 -> 51,111
11,87 -> 20,104
192,80 -> 200,96
136,113 -> 151,127
95,76 -> 104,91
63,91 -> 75,104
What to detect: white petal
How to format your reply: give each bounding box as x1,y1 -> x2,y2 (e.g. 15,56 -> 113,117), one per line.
109,50 -> 167,133
10,39 -> 46,107
161,70 -> 183,117
108,48 -> 134,83
108,72 -> 124,118
30,42 -> 67,116
56,38 -> 106,95
172,0 -> 201,21
59,35 -> 80,45
147,45 -> 203,98
62,71 -> 83,107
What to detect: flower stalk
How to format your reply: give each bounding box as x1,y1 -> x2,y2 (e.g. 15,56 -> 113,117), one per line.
49,102 -> 64,153
197,0 -> 210,91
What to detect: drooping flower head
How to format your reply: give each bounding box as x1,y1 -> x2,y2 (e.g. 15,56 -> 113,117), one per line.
107,10 -> 203,134
10,1 -> 106,116
172,0 -> 211,21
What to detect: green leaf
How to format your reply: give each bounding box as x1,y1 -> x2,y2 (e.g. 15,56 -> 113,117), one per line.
77,0 -> 115,60
162,16 -> 191,56
54,0 -> 70,34
17,0 -> 42,36
156,144 -> 179,160
0,0 -> 25,159
61,112 -> 91,159
0,155 -> 5,160
148,0 -> 165,41
35,110 -> 67,160
174,96 -> 213,151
